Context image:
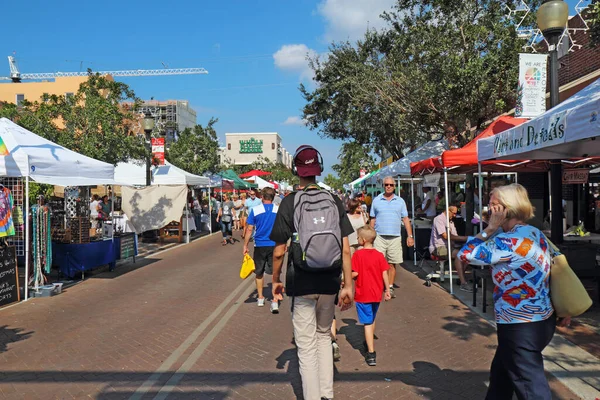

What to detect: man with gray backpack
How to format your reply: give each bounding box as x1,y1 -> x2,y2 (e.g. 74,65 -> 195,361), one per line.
270,145 -> 354,400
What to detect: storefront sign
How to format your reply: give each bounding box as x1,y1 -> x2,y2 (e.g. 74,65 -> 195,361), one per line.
0,246 -> 19,308
486,111 -> 567,159
516,54 -> 548,118
151,138 -> 165,165
562,169 -> 589,184
239,138 -> 263,153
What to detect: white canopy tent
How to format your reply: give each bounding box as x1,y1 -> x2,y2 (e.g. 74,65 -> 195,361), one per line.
0,118 -> 119,301
318,181 -> 333,191
478,78 -> 600,162
243,175 -> 274,189
368,139 -> 449,184
0,118 -> 115,185
114,160 -> 210,186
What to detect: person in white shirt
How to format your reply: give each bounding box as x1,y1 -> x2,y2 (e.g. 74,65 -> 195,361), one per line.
418,187 -> 437,218
90,195 -> 100,228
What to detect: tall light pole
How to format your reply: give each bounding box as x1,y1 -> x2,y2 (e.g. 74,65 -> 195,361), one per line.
537,0 -> 569,243
142,111 -> 155,186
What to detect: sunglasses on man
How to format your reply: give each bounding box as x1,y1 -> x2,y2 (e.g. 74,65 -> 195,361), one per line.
384,183 -> 395,187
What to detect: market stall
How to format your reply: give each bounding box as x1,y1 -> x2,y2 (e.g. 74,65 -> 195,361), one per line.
115,160 -> 211,242
0,118 -> 118,299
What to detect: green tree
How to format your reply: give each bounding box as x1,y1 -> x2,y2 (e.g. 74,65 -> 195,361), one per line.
167,118 -> 220,175
0,72 -> 146,165
332,142 -> 376,185
589,1 -> 600,46
302,0 -> 540,158
323,174 -> 343,191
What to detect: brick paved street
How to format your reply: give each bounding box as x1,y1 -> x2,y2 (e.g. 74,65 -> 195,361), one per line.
0,234 -> 580,399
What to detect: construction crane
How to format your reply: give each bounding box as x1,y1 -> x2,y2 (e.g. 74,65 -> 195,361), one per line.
1,56 -> 208,82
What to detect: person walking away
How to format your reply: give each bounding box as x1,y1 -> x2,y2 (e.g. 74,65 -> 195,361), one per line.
273,190 -> 283,206
244,189 -> 262,240
239,193 -> 247,236
243,187 -> 279,313
429,204 -> 471,292
271,145 -> 354,400
232,194 -> 243,231
217,194 -> 235,245
352,225 -> 392,366
418,187 -> 437,219
369,176 -> 415,298
458,184 -> 571,400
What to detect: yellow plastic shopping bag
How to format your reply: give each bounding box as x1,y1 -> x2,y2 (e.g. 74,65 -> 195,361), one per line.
240,253 -> 255,279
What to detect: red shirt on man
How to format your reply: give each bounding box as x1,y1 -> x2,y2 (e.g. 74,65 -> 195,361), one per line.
352,248 -> 390,303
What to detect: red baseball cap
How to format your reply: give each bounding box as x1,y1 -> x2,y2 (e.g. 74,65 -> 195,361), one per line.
294,145 -> 322,177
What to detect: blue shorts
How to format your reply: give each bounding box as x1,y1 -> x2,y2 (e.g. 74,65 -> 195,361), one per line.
356,302 -> 380,325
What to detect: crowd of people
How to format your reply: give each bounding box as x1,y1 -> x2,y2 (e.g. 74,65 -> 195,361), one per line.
205,144 -> 572,400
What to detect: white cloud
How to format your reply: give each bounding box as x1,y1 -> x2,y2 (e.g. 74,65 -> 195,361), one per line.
283,116 -> 308,126
273,44 -> 318,81
316,0 -> 396,42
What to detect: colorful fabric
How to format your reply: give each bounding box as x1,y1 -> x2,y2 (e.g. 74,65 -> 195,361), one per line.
352,248 -> 390,303
369,194 -> 408,236
458,224 -> 553,324
0,187 -> 15,238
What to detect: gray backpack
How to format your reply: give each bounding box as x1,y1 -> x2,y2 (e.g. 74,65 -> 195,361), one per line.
292,185 -> 342,271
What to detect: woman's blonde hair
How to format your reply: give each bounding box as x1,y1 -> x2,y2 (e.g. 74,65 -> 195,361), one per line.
491,183 -> 535,221
240,193 -> 247,199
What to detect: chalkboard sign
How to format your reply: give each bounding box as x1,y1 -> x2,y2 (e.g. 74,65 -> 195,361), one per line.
120,234 -> 136,262
0,246 -> 19,308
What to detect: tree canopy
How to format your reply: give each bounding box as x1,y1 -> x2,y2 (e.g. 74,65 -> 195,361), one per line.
167,118 -> 220,175
301,0 -> 541,159
0,73 -> 146,165
323,174 -> 344,191
332,142 -> 376,185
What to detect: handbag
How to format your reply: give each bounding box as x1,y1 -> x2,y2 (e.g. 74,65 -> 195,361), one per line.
240,253 -> 255,279
543,234 -> 593,318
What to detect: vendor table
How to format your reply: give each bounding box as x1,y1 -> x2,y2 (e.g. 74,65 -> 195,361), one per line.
111,214 -> 136,234
52,235 -> 138,279
53,240 -> 117,279
563,232 -> 600,243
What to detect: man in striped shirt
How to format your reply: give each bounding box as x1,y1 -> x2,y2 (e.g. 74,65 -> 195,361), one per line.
370,176 -> 414,298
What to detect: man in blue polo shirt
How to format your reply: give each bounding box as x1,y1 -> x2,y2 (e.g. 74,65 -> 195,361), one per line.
243,187 -> 279,313
370,176 -> 414,298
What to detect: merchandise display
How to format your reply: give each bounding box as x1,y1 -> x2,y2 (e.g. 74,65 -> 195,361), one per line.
31,204 -> 52,289
0,185 -> 15,238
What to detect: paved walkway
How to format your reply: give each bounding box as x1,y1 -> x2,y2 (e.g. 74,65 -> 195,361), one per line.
0,235 -> 580,399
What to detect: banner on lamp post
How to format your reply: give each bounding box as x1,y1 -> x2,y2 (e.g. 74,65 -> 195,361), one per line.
515,53 -> 548,118
151,138 -> 165,165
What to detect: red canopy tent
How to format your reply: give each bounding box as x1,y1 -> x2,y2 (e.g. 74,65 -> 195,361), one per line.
239,169 -> 271,178
268,181 -> 279,189
409,116 -> 553,175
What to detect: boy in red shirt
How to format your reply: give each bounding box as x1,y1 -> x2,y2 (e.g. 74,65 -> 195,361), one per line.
352,225 -> 391,366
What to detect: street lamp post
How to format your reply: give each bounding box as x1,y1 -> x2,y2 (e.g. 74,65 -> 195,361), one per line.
142,111 -> 155,186
537,0 -> 569,243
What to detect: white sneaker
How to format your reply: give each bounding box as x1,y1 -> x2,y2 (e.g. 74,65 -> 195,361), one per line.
270,301 -> 279,314
257,298 -> 265,307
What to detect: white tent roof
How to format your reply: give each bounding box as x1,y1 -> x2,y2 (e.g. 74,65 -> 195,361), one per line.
318,181 -> 333,191
346,175 -> 364,188
368,139 -> 449,184
478,78 -> 600,161
0,118 -> 115,186
115,160 -> 210,186
244,175 -> 274,189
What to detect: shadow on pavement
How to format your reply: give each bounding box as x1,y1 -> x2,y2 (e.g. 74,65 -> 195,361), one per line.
276,347 -> 303,399
98,390 -> 230,399
0,325 -> 33,353
85,257 -> 161,280
0,368 -> 579,400
338,318 -> 367,356
441,310 -> 496,341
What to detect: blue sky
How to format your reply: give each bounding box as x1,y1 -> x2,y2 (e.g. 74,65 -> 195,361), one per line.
0,0 -> 587,177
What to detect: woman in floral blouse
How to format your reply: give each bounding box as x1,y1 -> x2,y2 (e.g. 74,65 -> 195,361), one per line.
458,184 -> 570,400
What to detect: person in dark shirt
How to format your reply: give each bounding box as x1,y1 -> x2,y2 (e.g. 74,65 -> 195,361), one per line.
270,145 -> 353,400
